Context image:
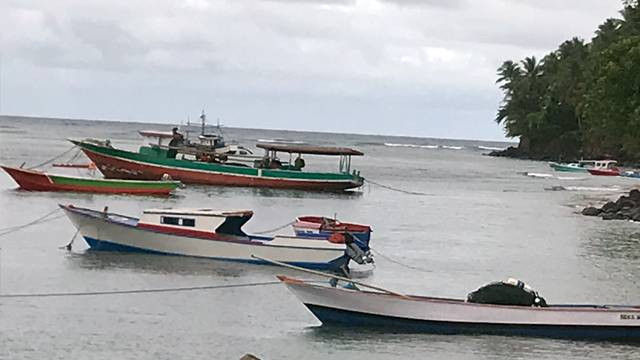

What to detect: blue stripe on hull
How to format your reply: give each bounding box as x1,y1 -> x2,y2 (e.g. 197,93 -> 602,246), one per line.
304,304 -> 640,340
83,236 -> 346,270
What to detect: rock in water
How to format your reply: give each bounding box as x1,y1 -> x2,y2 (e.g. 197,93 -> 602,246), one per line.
240,354 -> 261,360
581,207 -> 601,216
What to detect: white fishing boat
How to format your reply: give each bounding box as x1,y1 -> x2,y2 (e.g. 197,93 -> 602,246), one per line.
278,275 -> 640,340
60,204 -> 373,270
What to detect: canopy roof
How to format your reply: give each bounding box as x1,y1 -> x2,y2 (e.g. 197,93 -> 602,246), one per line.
143,208 -> 253,217
256,143 -> 363,156
139,130 -> 174,139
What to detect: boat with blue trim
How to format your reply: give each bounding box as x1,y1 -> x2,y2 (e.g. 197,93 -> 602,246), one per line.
292,216 -> 371,248
60,204 -> 373,270
278,276 -> 640,340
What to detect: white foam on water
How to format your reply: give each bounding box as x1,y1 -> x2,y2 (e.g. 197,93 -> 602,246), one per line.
478,145 -> 506,151
524,172 -> 553,178
442,145 -> 463,150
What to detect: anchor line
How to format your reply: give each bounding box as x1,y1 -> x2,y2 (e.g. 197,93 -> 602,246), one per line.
27,145 -> 79,170
0,208 -> 64,238
0,281 -> 282,298
369,248 -> 433,273
365,179 -> 431,196
252,221 -> 296,235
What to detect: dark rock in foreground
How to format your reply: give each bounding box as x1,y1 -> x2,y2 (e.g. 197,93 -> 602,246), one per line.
582,189 -> 640,221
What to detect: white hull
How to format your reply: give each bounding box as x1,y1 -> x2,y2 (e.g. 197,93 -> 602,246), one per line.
63,208 -> 347,268
281,278 -> 640,338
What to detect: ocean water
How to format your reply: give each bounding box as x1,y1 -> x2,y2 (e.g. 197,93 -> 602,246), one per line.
0,115 -> 639,359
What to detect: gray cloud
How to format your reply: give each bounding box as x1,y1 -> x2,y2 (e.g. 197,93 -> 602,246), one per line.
0,0 -> 625,140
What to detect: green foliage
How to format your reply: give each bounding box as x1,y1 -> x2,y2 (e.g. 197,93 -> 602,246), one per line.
495,1 -> 640,161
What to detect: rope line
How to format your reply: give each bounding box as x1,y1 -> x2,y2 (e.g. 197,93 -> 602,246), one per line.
365,179 -> 431,196
0,281 -> 281,299
27,145 -> 79,170
0,208 -> 64,237
253,221 -> 296,234
370,248 -> 433,273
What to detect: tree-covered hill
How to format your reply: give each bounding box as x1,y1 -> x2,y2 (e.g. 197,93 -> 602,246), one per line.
495,1 -> 640,162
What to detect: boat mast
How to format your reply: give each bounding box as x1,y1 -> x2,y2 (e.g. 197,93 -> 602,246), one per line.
200,109 -> 206,136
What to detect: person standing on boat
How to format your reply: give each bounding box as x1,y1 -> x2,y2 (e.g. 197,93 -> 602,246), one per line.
167,127 -> 184,158
169,127 -> 184,147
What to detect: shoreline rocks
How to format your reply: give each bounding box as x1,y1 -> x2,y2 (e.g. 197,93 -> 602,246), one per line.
582,189 -> 640,221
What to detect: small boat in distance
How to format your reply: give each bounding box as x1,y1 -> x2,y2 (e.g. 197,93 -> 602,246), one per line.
549,160 -> 596,172
1,165 -> 181,196
587,160 -> 620,176
293,216 -> 372,247
278,275 -> 640,340
60,205 -> 373,270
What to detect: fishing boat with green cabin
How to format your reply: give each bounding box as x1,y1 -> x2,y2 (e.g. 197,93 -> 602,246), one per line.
70,139 -> 364,191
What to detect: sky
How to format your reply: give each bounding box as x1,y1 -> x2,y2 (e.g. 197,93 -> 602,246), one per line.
0,0 -> 625,141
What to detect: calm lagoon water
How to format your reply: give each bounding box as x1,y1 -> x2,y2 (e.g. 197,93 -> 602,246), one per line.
0,116 -> 639,359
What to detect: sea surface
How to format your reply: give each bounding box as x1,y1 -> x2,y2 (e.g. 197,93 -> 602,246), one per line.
0,115 -> 639,359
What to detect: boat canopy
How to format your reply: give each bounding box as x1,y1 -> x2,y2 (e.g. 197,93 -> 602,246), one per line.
256,143 -> 364,156
140,208 -> 253,236
143,208 -> 253,217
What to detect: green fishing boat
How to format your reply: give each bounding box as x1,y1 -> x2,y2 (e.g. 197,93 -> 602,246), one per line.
70,139 -> 364,191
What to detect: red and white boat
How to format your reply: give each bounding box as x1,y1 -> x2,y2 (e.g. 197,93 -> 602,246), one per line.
60,204 -> 372,270
587,160 -> 620,176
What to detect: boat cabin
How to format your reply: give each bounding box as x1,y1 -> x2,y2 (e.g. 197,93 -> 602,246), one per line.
138,208 -> 253,236
255,143 -> 364,173
593,160 -> 618,169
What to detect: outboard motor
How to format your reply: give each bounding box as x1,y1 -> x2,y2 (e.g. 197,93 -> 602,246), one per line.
342,232 -> 374,265
467,278 -> 547,307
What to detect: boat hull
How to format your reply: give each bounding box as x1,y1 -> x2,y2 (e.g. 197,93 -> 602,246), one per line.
280,278 -> 640,340
73,141 -> 363,191
61,206 -> 348,269
1,166 -> 179,195
588,169 -> 620,176
548,162 -> 589,173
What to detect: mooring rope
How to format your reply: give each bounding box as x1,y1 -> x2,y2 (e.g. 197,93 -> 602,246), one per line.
253,221 -> 296,235
370,248 -> 433,273
0,281 -> 281,299
365,179 -> 431,196
27,145 -> 79,170
0,208 -> 64,238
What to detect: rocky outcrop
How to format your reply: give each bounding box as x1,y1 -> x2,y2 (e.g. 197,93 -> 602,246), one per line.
582,189 -> 640,221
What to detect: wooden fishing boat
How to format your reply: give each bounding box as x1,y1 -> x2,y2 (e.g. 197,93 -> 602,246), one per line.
292,216 -> 372,247
1,165 -> 181,195
548,160 -> 595,173
278,275 -> 640,340
70,139 -> 364,191
60,205 -> 373,270
587,160 -> 620,176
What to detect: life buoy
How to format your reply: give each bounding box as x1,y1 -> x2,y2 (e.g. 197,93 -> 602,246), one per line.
328,233 -> 345,244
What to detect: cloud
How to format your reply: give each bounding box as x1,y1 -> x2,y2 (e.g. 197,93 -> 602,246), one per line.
0,0 -> 625,140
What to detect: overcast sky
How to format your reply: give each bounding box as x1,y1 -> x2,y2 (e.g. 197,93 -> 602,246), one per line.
0,0 -> 624,140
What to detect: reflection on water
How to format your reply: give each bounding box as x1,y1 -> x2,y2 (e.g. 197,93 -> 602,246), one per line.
65,251 -> 250,277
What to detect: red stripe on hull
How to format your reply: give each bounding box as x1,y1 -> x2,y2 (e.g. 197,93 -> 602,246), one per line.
1,166 -> 172,195
82,149 -> 360,191
588,169 -> 620,176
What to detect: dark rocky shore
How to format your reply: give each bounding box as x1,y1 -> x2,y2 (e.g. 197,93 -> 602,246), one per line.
582,189 -> 640,221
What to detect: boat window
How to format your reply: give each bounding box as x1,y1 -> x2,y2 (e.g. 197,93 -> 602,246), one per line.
161,216 -> 180,225
161,216 -> 196,227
